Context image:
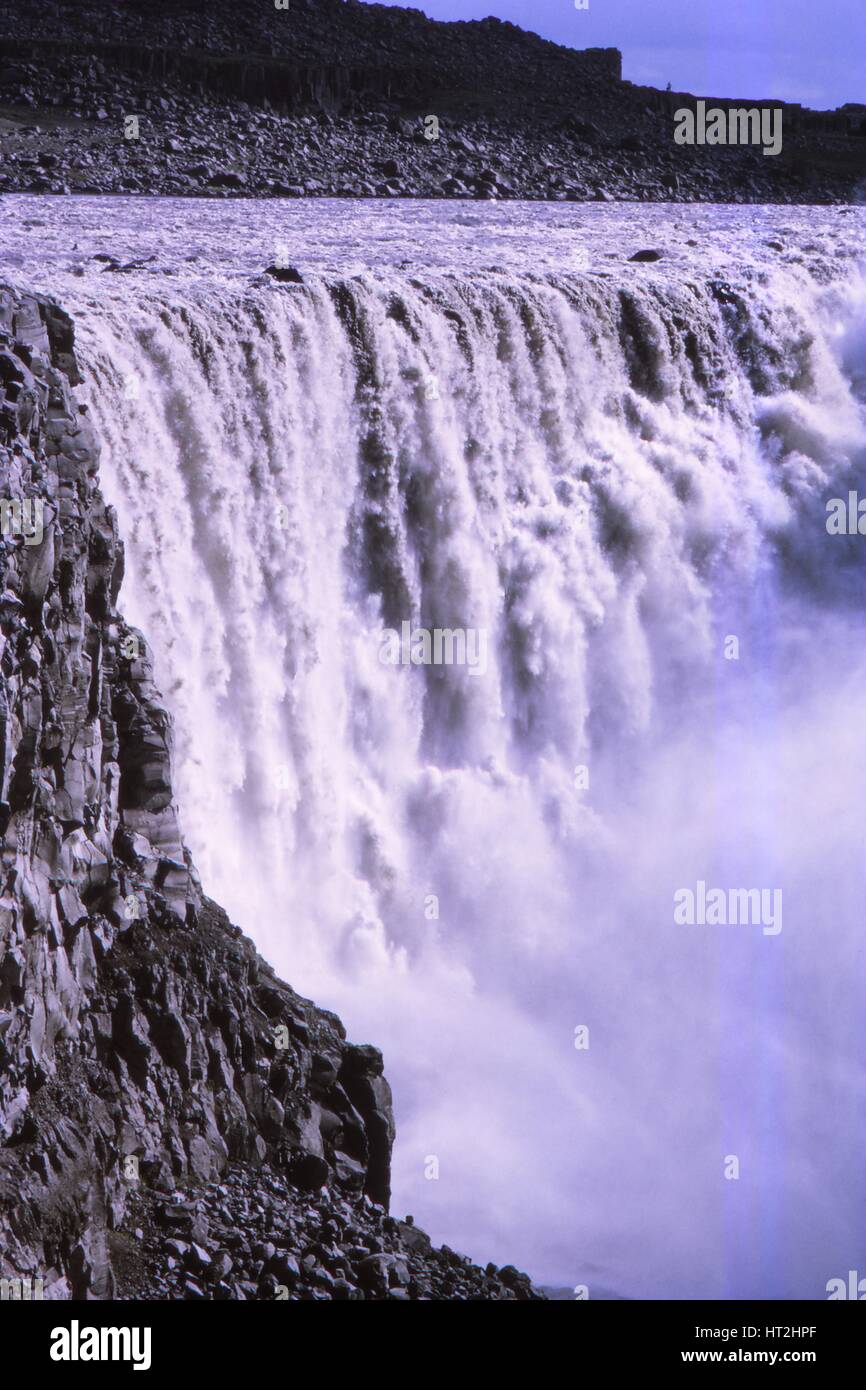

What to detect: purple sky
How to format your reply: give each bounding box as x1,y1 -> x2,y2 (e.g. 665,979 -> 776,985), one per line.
377,0 -> 864,110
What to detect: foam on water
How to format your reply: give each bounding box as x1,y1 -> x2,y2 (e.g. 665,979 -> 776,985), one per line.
3,198 -> 865,1295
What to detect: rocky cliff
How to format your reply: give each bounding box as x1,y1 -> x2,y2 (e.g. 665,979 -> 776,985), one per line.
0,0 -> 863,202
0,286 -> 540,1300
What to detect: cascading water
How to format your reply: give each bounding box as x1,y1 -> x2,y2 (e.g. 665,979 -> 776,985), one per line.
4,198 -> 865,1297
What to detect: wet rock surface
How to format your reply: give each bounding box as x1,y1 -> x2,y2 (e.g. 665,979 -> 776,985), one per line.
0,285 -> 541,1299
0,0 -> 863,204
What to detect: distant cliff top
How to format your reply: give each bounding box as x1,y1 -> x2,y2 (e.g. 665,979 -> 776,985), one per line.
0,0 -> 622,106
0,0 -> 863,202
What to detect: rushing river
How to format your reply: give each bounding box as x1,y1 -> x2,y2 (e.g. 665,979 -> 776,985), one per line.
3,196 -> 865,1296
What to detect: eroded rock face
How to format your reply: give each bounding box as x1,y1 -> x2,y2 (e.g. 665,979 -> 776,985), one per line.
0,285 -> 540,1300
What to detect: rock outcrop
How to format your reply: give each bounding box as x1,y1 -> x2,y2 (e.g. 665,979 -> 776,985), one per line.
0,285 -> 541,1300
0,0 -> 863,203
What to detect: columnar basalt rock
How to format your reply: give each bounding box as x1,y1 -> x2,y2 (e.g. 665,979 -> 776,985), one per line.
0,286 -> 539,1299
0,0 -> 862,202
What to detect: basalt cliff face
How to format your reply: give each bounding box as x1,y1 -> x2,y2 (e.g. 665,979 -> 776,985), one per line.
0,0 -> 863,203
0,287 -> 539,1300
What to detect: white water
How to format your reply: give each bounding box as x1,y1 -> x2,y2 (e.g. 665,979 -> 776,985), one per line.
4,198 -> 866,1297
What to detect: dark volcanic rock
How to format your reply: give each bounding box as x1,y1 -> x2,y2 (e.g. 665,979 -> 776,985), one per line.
0,284 -> 543,1300
0,0 -> 862,203
264,264 -> 304,284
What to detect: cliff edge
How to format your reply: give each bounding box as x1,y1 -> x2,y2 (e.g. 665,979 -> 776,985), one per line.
0,0 -> 863,202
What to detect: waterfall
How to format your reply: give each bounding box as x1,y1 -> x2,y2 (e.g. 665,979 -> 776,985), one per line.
40,218 -> 866,1297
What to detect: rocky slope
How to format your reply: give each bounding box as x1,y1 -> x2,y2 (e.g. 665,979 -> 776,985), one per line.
0,285 -> 541,1299
0,0 -> 864,202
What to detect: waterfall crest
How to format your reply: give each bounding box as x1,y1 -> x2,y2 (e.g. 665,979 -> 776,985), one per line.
44,214 -> 866,1296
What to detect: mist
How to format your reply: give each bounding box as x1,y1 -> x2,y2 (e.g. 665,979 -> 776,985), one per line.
12,199 -> 864,1296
